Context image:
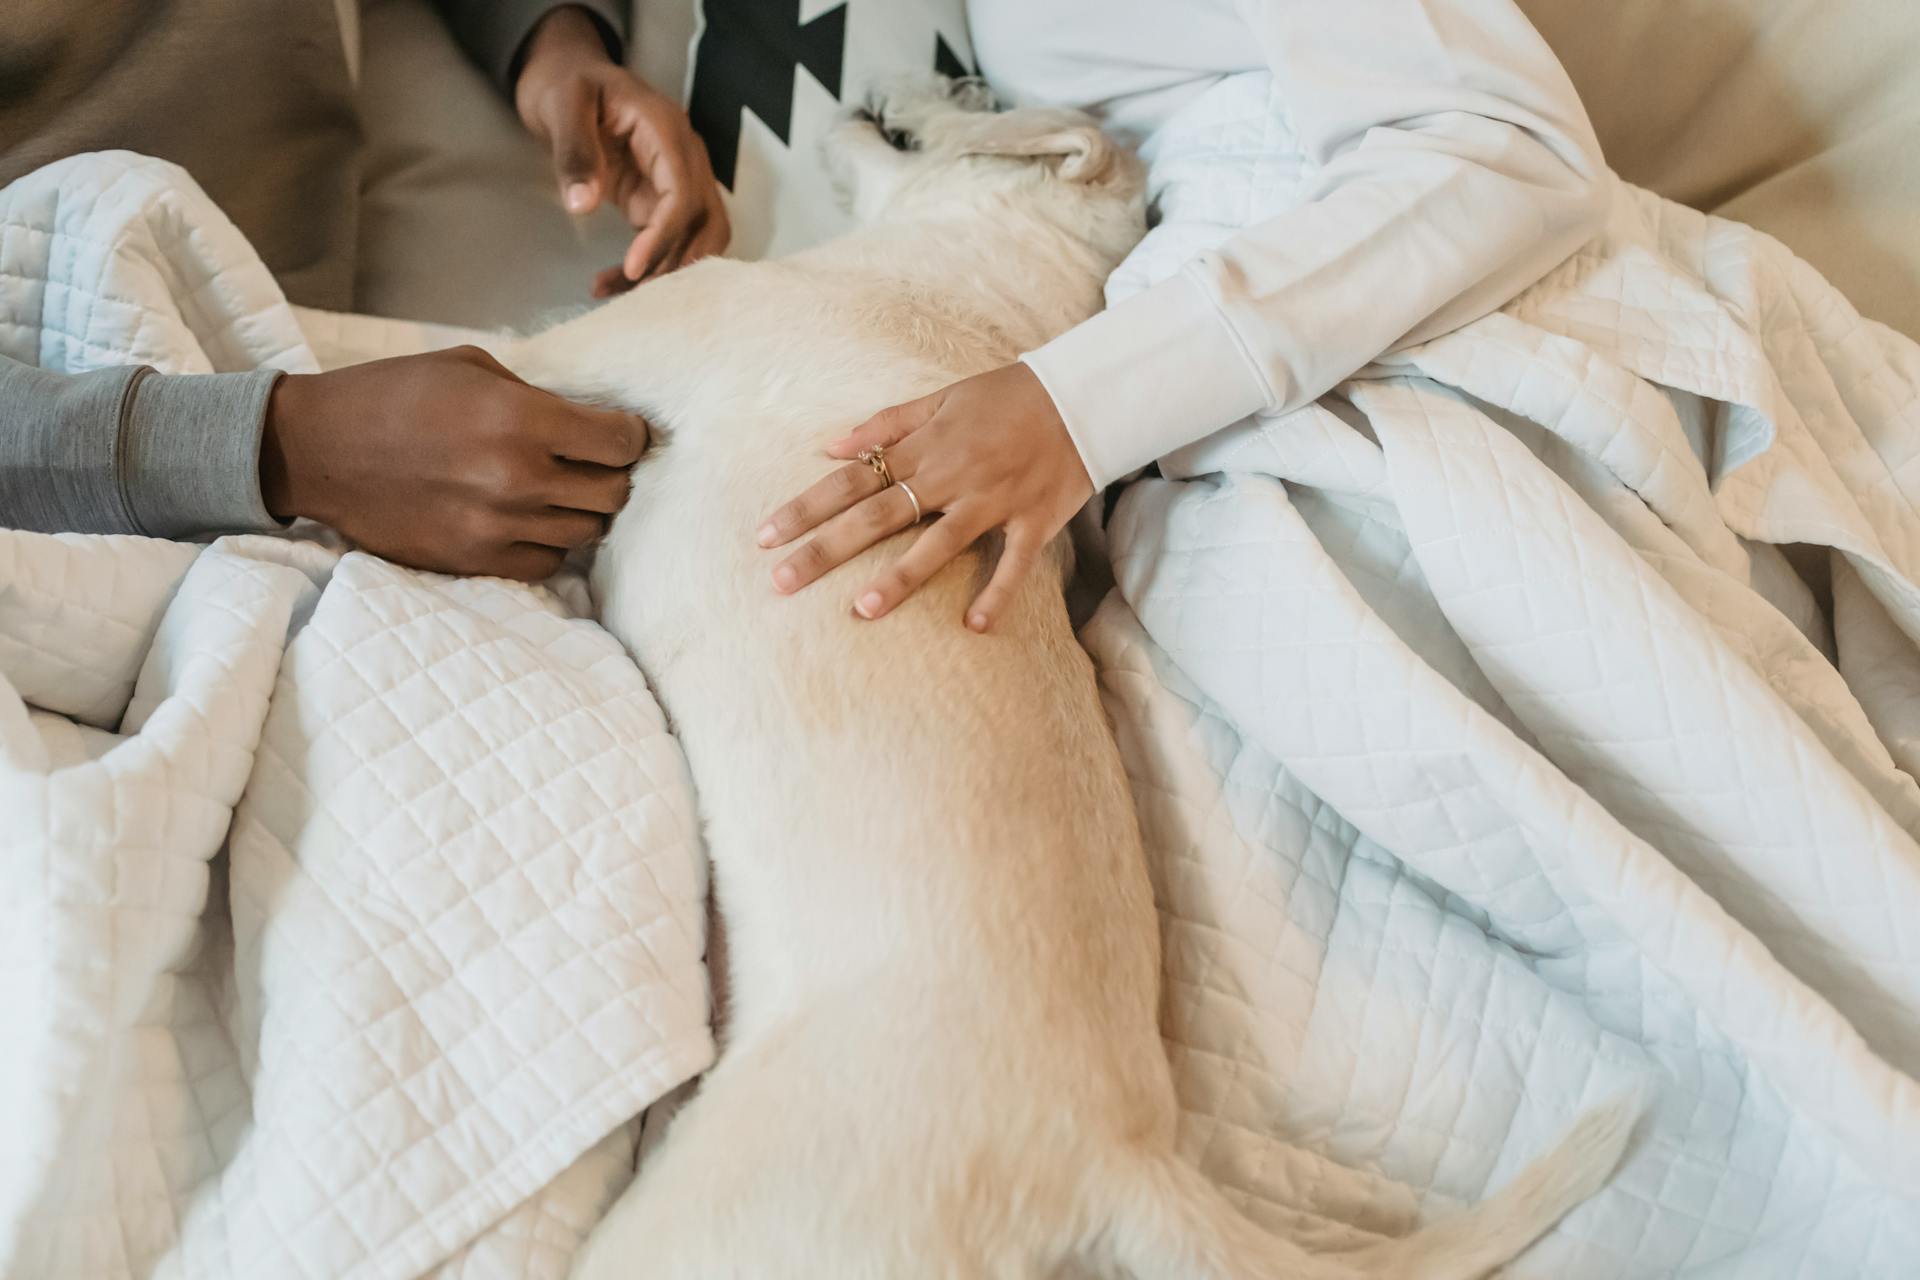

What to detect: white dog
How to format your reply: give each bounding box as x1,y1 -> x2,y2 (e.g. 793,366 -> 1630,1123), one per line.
508,80 -> 1637,1280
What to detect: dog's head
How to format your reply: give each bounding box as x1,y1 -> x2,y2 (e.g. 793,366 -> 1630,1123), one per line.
825,76 -> 1144,267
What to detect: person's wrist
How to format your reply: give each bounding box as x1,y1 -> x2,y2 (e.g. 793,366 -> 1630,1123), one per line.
260,371 -> 330,524
515,7 -> 614,113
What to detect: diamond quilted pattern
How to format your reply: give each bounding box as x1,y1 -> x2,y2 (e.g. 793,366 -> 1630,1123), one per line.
2,156 -> 710,1280
1084,73 -> 1920,1278
154,553 -> 711,1280
15,97 -> 1920,1280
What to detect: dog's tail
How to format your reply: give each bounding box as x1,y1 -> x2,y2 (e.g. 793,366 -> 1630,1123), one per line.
1092,1092 -> 1641,1280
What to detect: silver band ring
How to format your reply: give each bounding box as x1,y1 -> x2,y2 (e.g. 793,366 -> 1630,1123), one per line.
896,479 -> 923,524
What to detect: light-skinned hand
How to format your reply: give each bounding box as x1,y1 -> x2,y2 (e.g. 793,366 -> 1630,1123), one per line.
756,363 -> 1092,632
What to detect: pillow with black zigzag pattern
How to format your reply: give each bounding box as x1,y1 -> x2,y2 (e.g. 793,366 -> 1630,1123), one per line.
684,0 -> 976,261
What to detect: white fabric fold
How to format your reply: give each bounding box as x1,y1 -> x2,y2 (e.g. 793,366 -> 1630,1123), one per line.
0,153 -> 712,1280
1088,77 -> 1920,1276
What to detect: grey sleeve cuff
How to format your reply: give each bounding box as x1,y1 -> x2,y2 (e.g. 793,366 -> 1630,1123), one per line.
0,356 -> 283,539
0,357 -> 145,534
434,0 -> 629,91
121,368 -> 287,539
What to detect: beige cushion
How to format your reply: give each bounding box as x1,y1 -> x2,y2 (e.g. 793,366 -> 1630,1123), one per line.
351,0 -> 636,329
1522,0 -> 1920,340
2,0 -> 362,311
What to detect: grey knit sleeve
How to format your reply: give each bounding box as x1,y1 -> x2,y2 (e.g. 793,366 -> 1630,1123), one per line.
0,353 -> 285,538
433,0 -> 630,92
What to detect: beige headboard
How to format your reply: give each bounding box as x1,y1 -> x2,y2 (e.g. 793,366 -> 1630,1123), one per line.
1521,0 -> 1920,341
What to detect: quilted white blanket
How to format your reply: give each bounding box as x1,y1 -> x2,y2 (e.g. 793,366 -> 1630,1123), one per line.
11,114 -> 1920,1277
1086,74 -> 1920,1276
0,156 -> 712,1280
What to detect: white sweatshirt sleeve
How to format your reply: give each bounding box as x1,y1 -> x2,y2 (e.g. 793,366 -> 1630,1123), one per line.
1021,0 -> 1607,489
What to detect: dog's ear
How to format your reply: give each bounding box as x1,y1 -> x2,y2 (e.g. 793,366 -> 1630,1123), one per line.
946,112 -> 1116,183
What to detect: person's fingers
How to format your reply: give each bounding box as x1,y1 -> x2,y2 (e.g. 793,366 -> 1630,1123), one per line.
688,148 -> 732,262
518,506 -> 611,551
622,186 -> 696,282
768,484 -> 922,593
548,402 -> 650,467
657,140 -> 728,272
612,169 -> 663,228
547,459 -> 633,515
591,264 -> 637,298
757,458 -> 891,548
593,195 -> 720,291
547,82 -> 609,214
683,208 -> 730,267
647,222 -> 693,280
964,524 -> 1045,632
657,204 -> 713,276
618,119 -> 702,279
672,196 -> 726,273
825,395 -> 939,459
851,510 -> 990,620
485,543 -> 570,583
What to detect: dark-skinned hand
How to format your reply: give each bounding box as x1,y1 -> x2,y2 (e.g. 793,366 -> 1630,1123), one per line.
260,346 -> 648,581
514,5 -> 730,294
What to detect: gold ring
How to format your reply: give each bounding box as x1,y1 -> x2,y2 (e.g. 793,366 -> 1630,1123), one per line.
858,445 -> 894,487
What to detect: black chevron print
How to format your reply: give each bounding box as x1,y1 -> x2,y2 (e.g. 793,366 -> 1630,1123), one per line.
689,1 -> 849,189
688,2 -> 979,191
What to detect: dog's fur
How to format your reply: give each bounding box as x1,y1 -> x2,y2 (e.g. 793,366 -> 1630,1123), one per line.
507,80 -> 1637,1280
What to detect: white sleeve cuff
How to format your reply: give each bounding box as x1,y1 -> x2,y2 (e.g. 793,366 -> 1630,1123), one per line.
1020,269 -> 1275,490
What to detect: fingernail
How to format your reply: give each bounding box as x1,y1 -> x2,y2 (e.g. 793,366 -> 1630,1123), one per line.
968,612 -> 988,632
773,564 -> 796,592
564,183 -> 594,212
756,523 -> 778,547
856,592 -> 883,619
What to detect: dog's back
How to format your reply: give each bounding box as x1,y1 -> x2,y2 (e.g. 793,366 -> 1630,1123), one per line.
525,245 -> 1177,1280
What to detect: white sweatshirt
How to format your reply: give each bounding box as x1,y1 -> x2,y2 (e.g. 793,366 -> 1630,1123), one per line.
969,0 -> 1608,489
